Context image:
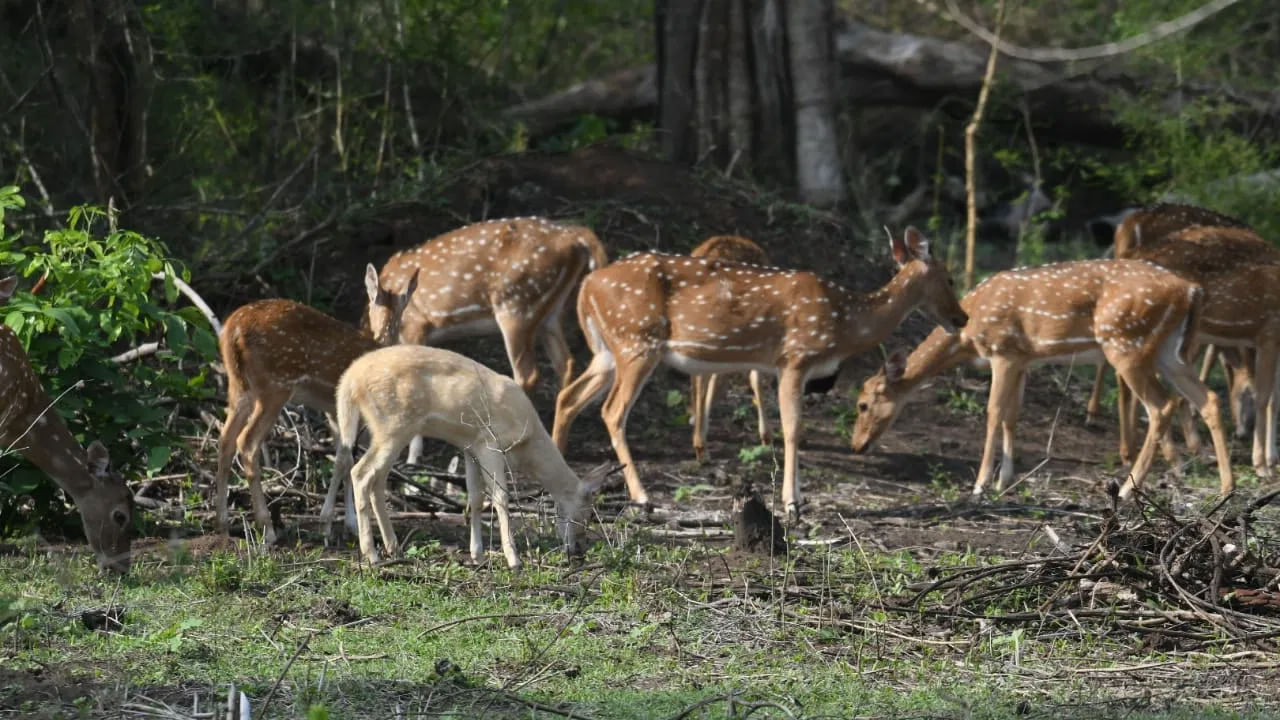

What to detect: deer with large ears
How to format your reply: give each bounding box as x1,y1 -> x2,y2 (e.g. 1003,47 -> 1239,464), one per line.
851,259 -> 1234,499
365,217 -> 608,395
1086,203 -> 1257,439
553,226 -> 968,521
328,344 -> 607,569
0,275 -> 132,571
214,268 -> 417,543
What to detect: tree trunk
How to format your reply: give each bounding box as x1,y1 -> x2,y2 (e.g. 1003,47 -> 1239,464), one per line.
69,0 -> 145,206
656,0 -> 701,163
785,0 -> 845,207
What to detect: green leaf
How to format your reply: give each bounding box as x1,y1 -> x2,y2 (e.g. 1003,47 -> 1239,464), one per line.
4,311 -> 24,335
146,446 -> 172,475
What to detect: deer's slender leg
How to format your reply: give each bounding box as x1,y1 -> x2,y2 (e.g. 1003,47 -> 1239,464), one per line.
1158,347 -> 1233,493
1115,364 -> 1176,498
351,439 -> 401,562
215,394 -> 253,534
1086,364 -> 1107,425
552,351 -> 615,452
1251,341 -> 1278,477
539,318 -> 575,390
496,311 -> 541,394
996,368 -> 1027,492
691,374 -> 710,462
777,367 -> 806,520
478,447 -> 521,569
600,353 -> 661,506
748,370 -> 771,446
973,356 -> 1014,497
235,391 -> 289,544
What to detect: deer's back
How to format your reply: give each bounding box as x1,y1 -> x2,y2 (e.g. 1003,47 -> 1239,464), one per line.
963,260 -> 1196,356
584,252 -> 841,358
1135,229 -> 1279,279
221,299 -> 378,392
381,218 -> 592,332
1115,203 -> 1250,258
342,344 -> 545,449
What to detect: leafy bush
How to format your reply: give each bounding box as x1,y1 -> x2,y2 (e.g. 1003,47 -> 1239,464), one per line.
0,187 -> 217,538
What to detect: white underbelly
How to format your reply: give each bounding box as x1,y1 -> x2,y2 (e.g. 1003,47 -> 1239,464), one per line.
662,349 -> 777,377
970,348 -> 1106,371
428,316 -> 501,343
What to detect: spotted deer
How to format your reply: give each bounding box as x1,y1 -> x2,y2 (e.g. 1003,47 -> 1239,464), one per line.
687,235 -> 772,461
214,268 -> 416,543
552,227 -> 968,520
329,344 -> 607,568
0,275 -> 132,571
366,217 -> 608,394
1132,227 -> 1280,478
850,259 -> 1234,498
1087,203 -> 1254,430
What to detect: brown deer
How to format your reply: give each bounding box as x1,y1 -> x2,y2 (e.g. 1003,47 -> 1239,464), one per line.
1131,227 -> 1280,478
1087,203 -> 1254,431
851,259 -> 1233,499
552,227 -> 968,521
329,344 -> 606,568
687,235 -> 772,461
0,276 -> 132,571
365,217 -> 608,395
214,268 -> 416,543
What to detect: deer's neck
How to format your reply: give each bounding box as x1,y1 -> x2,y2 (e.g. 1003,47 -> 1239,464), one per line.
10,411 -> 98,502
901,328 -> 971,393
837,265 -> 924,351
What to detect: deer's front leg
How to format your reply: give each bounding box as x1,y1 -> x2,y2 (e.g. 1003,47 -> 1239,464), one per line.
973,357 -> 1014,498
777,367 -> 806,522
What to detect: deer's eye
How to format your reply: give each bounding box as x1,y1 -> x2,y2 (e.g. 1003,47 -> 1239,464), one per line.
857,403 -> 868,413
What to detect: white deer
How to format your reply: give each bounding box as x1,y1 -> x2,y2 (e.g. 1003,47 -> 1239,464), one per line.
328,344 -> 605,568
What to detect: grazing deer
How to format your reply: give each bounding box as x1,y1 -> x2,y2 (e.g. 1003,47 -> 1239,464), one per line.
328,344 -> 605,568
214,268 -> 416,543
0,276 -> 132,571
552,227 -> 968,520
1132,228 -> 1280,478
365,217 -> 608,395
851,259 -> 1234,498
688,235 -> 772,461
1087,203 -> 1253,429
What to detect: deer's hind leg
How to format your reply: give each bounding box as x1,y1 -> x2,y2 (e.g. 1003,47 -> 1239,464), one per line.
602,352 -> 661,507
231,389 -> 289,544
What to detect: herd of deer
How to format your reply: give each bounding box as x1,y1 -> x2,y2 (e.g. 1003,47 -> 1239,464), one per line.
3,205 -> 1276,574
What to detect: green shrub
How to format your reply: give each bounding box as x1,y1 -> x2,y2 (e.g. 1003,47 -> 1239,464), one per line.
0,187 -> 217,538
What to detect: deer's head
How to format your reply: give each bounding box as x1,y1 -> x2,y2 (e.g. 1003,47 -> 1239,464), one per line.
890,227 -> 967,333
364,264 -> 419,346
75,441 -> 133,573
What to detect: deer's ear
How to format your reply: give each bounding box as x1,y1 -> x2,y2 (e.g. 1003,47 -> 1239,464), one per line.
364,264 -> 381,304
0,275 -> 16,305
887,227 -> 907,266
581,462 -> 620,496
85,441 -> 111,478
903,226 -> 930,260
884,349 -> 908,384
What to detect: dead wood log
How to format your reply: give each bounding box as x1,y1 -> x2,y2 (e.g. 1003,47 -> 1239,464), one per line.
503,20 -> 1279,147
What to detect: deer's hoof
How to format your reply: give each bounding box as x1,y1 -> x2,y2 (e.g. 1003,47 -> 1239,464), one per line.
785,502 -> 802,526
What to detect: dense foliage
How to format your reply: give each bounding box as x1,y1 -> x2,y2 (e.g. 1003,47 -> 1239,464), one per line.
0,188 -> 216,537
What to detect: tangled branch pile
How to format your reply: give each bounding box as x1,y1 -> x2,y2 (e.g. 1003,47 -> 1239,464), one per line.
893,488 -> 1280,652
